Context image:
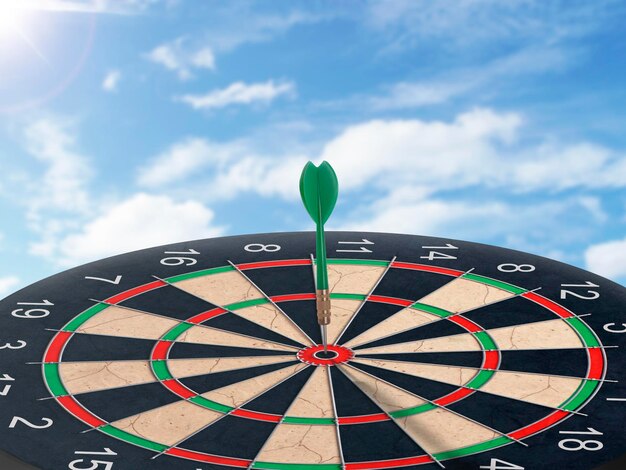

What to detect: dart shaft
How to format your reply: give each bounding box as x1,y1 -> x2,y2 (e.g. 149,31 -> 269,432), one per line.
315,219 -> 329,290
316,224 -> 331,351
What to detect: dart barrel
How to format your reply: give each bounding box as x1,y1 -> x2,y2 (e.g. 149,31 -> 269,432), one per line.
316,288 -> 331,325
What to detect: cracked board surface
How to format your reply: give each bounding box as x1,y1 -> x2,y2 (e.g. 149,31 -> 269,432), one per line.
1,231 -> 624,470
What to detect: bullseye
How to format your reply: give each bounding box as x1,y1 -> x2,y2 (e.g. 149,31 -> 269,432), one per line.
297,344 -> 353,366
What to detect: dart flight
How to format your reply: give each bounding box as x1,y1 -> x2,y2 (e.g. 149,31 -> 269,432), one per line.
299,160 -> 339,351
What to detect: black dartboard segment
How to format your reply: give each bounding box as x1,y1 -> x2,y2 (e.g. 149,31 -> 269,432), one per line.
0,231 -> 625,470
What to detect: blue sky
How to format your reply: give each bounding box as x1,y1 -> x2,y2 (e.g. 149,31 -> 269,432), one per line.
0,0 -> 625,297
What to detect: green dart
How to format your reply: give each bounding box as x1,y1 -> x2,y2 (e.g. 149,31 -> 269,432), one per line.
299,160 -> 339,351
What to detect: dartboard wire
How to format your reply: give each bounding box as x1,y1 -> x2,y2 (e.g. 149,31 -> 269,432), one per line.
247,365 -> 335,470
308,254 -> 397,346
326,365 -> 346,470
334,364 -> 446,468
153,273 -> 312,349
347,279 -> 540,350
37,327 -> 76,402
36,344 -> 618,400
562,310 -> 610,410
351,344 -> 619,356
38,331 -> 116,436
151,322 -> 302,398
150,363 -> 313,460
520,292 -> 611,402
226,260 -> 315,346
350,355 -> 618,384
36,356 -> 301,403
30,353 -> 302,366
77,356 -> 305,436
35,361 -> 315,403
350,359 -> 590,417
88,297 -> 300,352
43,328 -> 297,364
344,268 -> 482,348
340,363 -> 530,451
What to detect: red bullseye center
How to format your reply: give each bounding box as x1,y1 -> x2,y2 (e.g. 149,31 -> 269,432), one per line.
297,344 -> 353,366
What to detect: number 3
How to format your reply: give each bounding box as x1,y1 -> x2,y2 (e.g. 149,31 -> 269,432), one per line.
0,340 -> 27,350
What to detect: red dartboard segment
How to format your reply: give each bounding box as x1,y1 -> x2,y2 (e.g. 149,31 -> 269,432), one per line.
238,259 -> 311,270
508,410 -> 570,440
161,379 -> 196,399
448,315 -> 482,333
151,340 -> 172,361
57,396 -> 106,428
230,409 -> 282,422
187,308 -> 227,324
522,291 -> 575,318
338,413 -> 389,424
390,261 -> 464,277
44,331 -> 72,363
345,454 -> 434,469
482,350 -> 500,370
434,388 -> 476,406
165,447 -> 251,467
368,295 -> 413,307
105,280 -> 166,304
271,293 -> 316,302
587,347 -> 605,380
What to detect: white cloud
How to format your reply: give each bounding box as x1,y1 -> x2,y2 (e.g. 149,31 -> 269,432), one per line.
320,108 -> 520,192
0,276 -> 21,298
14,0 -> 159,14
17,116 -> 99,266
369,47 -> 574,109
178,80 -> 295,110
102,70 -> 121,92
199,7 -> 329,53
332,185 -> 601,251
137,108 -> 626,206
511,143 -> 626,192
137,135 -> 307,199
146,38 -> 215,80
23,117 -> 91,218
33,193 -> 225,266
143,7 -> 327,80
363,0 -> 616,52
137,137 -> 240,187
585,238 -> 626,280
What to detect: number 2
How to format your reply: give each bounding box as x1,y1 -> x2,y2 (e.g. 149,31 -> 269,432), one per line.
9,416 -> 53,429
560,281 -> 600,300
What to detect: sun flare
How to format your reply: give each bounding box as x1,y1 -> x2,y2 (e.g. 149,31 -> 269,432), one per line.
0,3 -> 26,37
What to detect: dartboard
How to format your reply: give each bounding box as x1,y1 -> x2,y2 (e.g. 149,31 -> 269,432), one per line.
1,231 -> 625,470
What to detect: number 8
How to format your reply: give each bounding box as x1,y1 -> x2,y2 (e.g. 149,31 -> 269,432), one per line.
558,438 -> 603,451
497,263 -> 535,273
244,244 -> 281,252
